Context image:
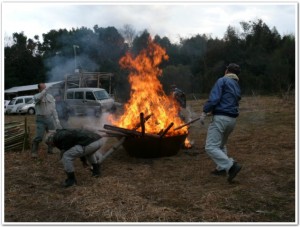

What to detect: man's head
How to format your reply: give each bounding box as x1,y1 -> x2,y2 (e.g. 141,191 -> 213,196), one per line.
38,83 -> 46,91
226,63 -> 241,75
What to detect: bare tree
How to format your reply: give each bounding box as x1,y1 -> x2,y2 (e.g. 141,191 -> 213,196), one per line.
4,33 -> 14,47
120,24 -> 136,48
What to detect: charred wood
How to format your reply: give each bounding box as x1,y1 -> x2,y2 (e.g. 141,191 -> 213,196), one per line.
104,124 -> 160,138
159,122 -> 174,138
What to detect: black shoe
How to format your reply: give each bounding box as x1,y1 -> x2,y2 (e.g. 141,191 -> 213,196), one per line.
211,169 -> 226,176
92,164 -> 101,178
63,172 -> 77,187
227,162 -> 242,183
63,178 -> 77,187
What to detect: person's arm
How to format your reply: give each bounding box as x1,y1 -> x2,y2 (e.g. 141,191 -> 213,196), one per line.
49,95 -> 62,129
53,109 -> 62,129
34,88 -> 47,103
80,156 -> 90,168
200,78 -> 224,125
203,78 -> 224,113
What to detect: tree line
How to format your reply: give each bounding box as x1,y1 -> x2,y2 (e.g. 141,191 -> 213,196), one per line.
4,19 -> 295,101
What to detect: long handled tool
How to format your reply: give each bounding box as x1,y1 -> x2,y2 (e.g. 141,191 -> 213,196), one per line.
174,117 -> 201,131
102,137 -> 126,161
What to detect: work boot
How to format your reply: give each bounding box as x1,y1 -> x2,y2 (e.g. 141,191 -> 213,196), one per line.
92,163 -> 101,177
31,142 -> 39,158
211,169 -> 226,176
227,162 -> 242,183
63,172 -> 77,187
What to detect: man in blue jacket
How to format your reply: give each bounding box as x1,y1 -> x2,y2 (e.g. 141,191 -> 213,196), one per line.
200,63 -> 242,183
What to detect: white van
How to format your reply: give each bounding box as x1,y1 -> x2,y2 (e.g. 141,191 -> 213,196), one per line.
65,88 -> 116,117
5,96 -> 34,114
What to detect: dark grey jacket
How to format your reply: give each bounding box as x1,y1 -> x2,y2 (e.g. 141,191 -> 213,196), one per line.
53,129 -> 101,151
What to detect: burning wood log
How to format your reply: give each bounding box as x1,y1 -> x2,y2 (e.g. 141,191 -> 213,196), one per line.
157,129 -> 164,135
132,113 -> 153,130
100,134 -> 126,138
97,129 -> 128,137
159,122 -> 174,138
104,124 -> 160,138
140,112 -> 145,136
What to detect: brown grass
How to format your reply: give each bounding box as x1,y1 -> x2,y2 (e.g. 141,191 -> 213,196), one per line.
4,96 -> 295,223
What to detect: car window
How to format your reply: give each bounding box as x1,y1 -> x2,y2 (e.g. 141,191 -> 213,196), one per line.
8,99 -> 16,105
67,92 -> 74,99
74,91 -> 84,99
15,99 -> 24,104
94,90 -> 109,100
27,99 -> 34,104
25,98 -> 32,103
86,91 -> 95,100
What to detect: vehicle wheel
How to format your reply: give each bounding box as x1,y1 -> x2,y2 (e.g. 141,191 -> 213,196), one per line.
28,108 -> 35,115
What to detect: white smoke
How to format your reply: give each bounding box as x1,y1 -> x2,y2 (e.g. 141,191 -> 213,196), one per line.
44,54 -> 100,82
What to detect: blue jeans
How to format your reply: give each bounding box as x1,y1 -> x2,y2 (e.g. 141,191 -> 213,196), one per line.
205,115 -> 236,172
33,115 -> 55,143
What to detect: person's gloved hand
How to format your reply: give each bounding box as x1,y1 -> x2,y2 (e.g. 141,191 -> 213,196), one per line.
41,86 -> 49,95
200,112 -> 207,125
80,156 -> 90,168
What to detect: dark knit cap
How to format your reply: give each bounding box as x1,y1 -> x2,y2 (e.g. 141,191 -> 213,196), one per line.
226,63 -> 241,75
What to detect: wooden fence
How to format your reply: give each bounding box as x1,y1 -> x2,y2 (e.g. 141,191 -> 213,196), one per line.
5,118 -> 30,152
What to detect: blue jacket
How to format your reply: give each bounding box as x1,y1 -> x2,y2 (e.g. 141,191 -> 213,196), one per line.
203,76 -> 241,118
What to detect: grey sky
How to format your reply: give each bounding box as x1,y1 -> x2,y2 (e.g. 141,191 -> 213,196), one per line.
2,2 -> 297,44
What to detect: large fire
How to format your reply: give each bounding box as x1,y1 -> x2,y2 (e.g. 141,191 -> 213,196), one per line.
111,37 -> 188,137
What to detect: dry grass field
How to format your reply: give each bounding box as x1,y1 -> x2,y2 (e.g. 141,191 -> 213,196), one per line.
3,96 -> 295,223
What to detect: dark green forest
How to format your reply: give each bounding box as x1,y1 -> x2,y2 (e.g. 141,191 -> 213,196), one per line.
4,19 -> 295,101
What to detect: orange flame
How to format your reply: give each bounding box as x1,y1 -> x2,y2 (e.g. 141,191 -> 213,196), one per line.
111,37 -> 187,136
